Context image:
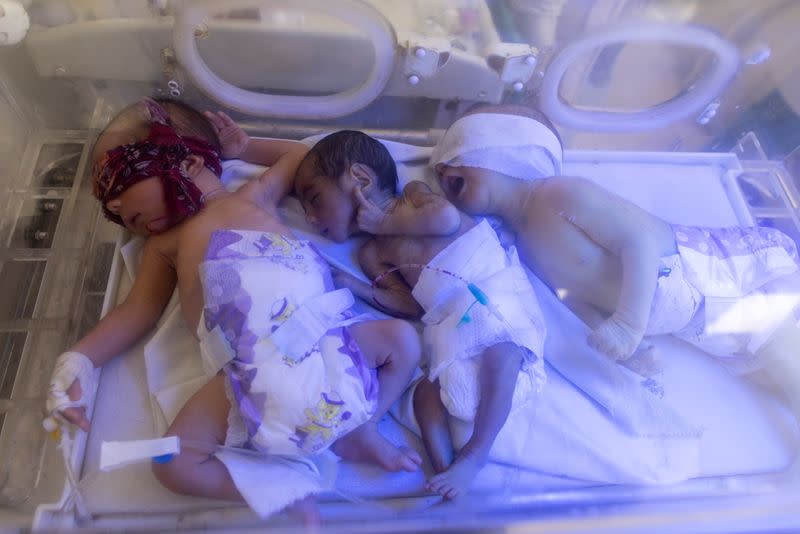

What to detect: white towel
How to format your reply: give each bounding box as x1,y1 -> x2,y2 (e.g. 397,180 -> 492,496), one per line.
430,112 -> 563,180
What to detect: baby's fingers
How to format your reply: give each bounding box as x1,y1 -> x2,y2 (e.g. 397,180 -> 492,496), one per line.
60,406 -> 90,432
203,111 -> 236,131
203,111 -> 224,130
216,111 -> 237,126
353,186 -> 373,208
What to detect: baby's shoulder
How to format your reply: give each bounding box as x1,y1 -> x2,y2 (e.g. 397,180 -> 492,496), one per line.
143,230 -> 179,265
528,177 -> 606,219
533,176 -> 592,201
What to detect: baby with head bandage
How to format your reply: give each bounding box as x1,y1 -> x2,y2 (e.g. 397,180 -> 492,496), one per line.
433,105 -> 562,186
433,106 -> 800,428
432,105 -> 563,216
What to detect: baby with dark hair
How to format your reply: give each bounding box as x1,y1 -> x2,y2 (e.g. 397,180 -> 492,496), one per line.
47,99 -> 422,521
295,130 -> 547,499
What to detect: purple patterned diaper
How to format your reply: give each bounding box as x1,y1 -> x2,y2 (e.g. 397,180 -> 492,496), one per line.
197,230 -> 378,454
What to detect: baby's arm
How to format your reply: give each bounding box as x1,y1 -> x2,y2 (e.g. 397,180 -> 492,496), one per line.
543,178 -> 662,358
203,110 -> 308,209
251,140 -> 308,208
355,181 -> 460,236
334,239 -> 423,318
51,240 -> 176,429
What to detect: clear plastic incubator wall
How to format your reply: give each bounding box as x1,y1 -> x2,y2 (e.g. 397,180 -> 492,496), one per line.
1,0 -> 800,532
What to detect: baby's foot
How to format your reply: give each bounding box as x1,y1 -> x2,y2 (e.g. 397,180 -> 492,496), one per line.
425,447 -> 488,500
285,495 -> 320,528
333,422 -> 422,472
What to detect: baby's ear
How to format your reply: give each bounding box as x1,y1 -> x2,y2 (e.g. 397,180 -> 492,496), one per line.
182,155 -> 206,177
349,162 -> 377,189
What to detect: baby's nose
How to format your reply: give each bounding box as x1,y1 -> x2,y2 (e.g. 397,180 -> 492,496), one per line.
105,198 -> 122,215
305,211 -> 318,227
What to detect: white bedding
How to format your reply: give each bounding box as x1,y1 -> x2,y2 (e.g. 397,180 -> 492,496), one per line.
79,145 -> 798,516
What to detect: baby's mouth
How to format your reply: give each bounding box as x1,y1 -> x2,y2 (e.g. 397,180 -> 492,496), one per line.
444,175 -> 465,198
146,216 -> 170,234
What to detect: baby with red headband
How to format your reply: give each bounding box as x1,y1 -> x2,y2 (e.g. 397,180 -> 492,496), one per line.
46,98 -> 422,522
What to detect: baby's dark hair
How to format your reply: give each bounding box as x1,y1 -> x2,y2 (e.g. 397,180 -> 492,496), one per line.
463,103 -> 563,148
298,130 -> 398,195
93,97 -> 222,162
155,98 -> 222,152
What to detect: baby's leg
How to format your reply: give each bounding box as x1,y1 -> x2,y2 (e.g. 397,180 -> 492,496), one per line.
428,341 -> 523,499
151,374 -> 319,525
332,319 -> 423,472
151,373 -> 240,501
413,377 -> 454,473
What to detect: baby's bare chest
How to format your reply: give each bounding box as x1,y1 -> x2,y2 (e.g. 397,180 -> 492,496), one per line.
174,198 -> 289,330
517,215 -> 618,293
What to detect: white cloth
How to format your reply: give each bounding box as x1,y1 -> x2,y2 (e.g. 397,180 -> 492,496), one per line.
48,351 -> 97,419
394,269 -> 704,485
215,450 -> 336,519
430,112 -> 563,180
412,219 -> 547,420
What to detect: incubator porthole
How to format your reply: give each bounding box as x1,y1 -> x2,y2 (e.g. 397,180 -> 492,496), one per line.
540,22 -> 740,131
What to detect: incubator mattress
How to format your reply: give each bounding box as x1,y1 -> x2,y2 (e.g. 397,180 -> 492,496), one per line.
77,147 -> 797,516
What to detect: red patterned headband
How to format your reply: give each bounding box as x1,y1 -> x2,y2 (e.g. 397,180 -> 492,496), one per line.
93,98 -> 222,232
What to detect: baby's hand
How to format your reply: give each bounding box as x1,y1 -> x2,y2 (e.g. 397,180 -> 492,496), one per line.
331,267 -> 374,303
331,267 -> 361,291
619,340 -> 663,377
48,351 -> 95,432
587,315 -> 644,361
353,187 -> 387,234
203,111 -> 250,159
496,226 -> 516,248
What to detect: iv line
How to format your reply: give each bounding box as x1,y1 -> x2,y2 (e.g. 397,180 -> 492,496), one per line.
371,263 -> 507,325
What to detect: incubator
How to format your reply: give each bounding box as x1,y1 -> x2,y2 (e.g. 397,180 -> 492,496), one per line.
1,0 -> 799,531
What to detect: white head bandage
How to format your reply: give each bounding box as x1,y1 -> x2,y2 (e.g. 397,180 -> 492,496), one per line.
431,112 -> 563,181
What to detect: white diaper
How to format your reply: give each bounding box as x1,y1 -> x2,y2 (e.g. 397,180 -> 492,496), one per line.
646,254 -> 702,336
412,219 -> 547,420
648,225 -> 800,369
